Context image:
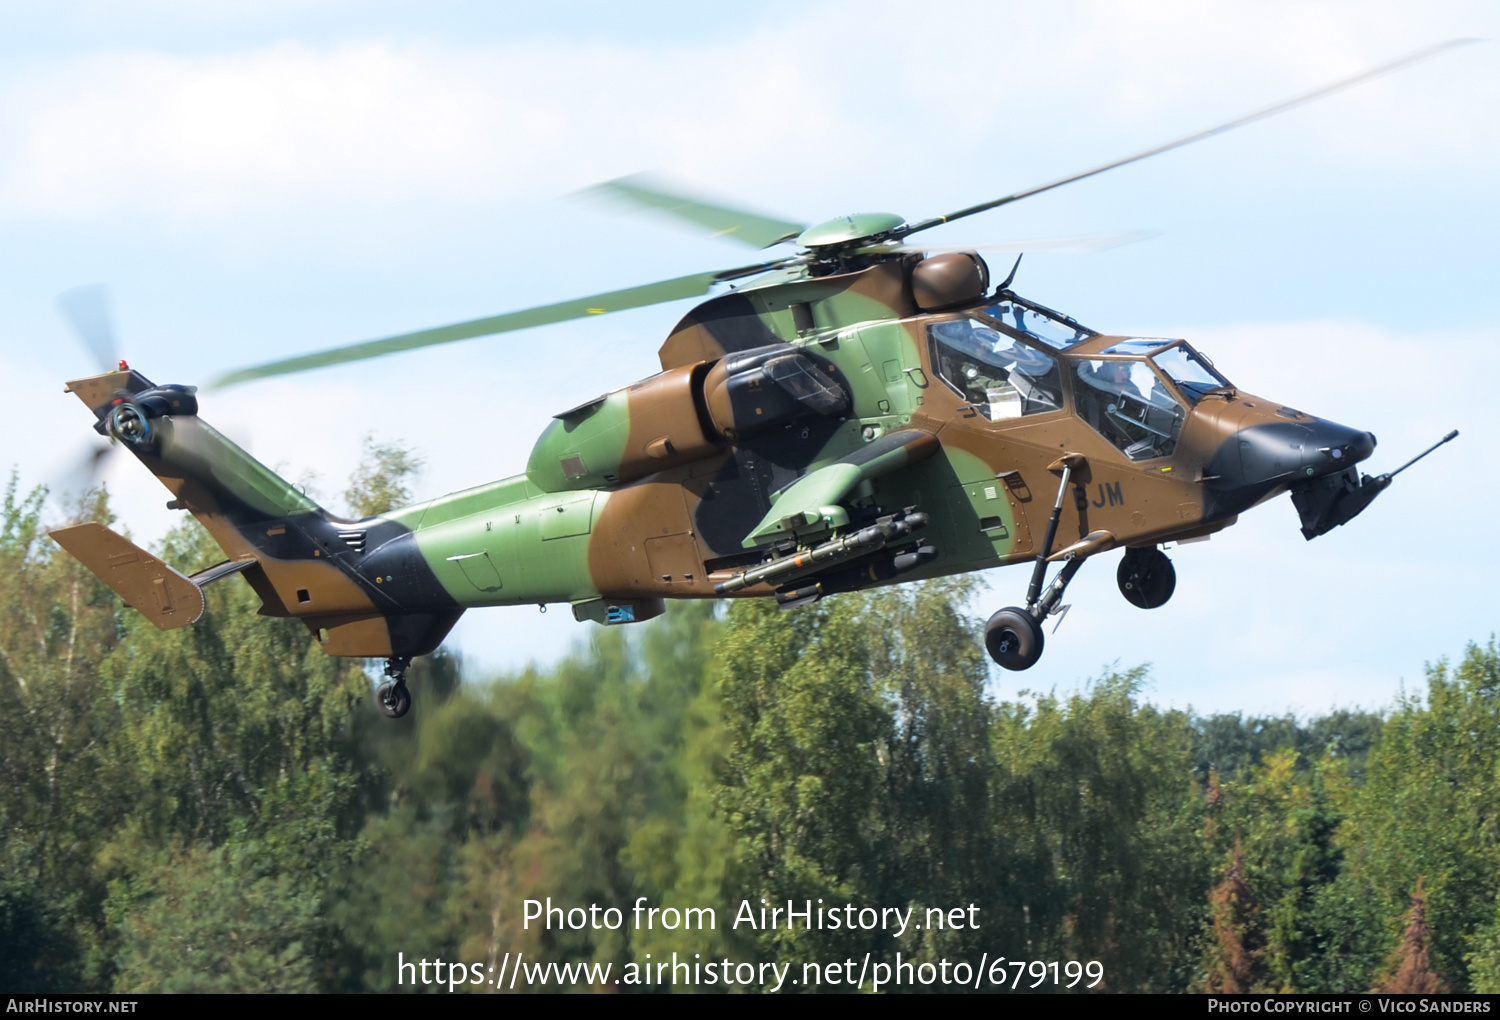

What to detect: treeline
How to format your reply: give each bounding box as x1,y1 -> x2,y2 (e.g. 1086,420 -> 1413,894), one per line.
2,468 -> 1499,993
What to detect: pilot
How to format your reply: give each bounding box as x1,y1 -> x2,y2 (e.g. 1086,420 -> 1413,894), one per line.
1099,361 -> 1140,398
1077,360 -> 1141,441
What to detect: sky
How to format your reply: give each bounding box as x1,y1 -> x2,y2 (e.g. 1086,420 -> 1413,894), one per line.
4,0 -> 1496,716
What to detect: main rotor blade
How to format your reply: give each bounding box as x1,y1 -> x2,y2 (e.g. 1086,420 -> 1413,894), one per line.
899,38 -> 1479,239
584,173 -> 806,249
57,284 -> 118,372
213,261 -> 786,388
869,231 -> 1158,256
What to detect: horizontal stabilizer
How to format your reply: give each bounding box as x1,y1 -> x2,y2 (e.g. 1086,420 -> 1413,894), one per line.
50,522 -> 205,630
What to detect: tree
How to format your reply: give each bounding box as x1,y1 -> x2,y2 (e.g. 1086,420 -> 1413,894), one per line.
1330,642 -> 1500,991
993,668 -> 1206,991
1197,746 -> 1355,992
343,434 -> 424,517
1371,878 -> 1447,993
715,590 -> 893,966
716,582 -> 1206,990
0,479 -> 122,990
92,510 -> 370,989
108,839 -> 332,993
1198,843 -> 1268,992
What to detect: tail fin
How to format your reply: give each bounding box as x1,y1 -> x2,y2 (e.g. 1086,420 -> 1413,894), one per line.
55,367 -> 463,659
58,366 -> 354,623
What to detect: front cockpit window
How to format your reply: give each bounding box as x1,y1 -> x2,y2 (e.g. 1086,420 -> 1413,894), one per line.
981,295 -> 1096,350
1102,339 -> 1231,403
1075,358 -> 1184,461
929,319 -> 1063,420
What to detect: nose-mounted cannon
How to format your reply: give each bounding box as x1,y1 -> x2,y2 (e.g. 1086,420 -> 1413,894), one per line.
1290,429 -> 1458,540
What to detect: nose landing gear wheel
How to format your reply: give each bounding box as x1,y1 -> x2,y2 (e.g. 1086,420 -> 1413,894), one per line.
985,607 -> 1045,671
1118,547 -> 1176,609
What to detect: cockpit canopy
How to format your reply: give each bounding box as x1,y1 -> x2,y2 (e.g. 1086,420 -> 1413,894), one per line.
982,296 -> 1095,350
1100,339 -> 1231,403
926,299 -> 1233,462
1074,340 -> 1231,461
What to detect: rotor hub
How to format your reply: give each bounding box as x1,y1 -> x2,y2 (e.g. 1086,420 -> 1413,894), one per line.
797,212 -> 906,249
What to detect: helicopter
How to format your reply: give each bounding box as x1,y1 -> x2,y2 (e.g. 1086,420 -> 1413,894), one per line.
49,42 -> 1468,719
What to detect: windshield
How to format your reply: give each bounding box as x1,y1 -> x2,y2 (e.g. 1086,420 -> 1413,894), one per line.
1151,344 -> 1229,401
982,296 -> 1095,350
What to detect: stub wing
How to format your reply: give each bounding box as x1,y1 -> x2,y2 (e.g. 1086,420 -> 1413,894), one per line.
743,428 -> 941,547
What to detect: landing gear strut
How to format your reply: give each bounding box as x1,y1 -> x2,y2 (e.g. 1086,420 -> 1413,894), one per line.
986,457 -> 1090,672
377,656 -> 412,719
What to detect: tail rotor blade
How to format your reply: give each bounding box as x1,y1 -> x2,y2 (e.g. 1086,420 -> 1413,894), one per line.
57,285 -> 119,373
54,441 -> 116,496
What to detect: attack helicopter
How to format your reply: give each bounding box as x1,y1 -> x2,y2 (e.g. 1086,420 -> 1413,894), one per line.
50,43 -> 1467,718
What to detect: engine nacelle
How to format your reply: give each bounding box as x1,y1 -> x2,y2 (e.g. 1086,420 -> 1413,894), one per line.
526,363 -> 720,491
527,344 -> 851,493
701,343 -> 849,440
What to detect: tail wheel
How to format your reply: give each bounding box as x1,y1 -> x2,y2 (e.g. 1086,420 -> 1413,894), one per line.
985,607 -> 1045,671
377,680 -> 411,719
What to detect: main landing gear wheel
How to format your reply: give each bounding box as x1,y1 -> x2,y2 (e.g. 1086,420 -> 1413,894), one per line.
985,607 -> 1045,671
1118,547 -> 1176,609
377,655 -> 412,719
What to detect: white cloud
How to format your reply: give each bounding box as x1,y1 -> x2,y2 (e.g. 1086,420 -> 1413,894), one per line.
0,0 -> 1492,239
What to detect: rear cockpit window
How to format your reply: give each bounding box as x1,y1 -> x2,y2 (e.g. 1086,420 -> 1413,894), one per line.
929,319 -> 1063,420
982,296 -> 1095,350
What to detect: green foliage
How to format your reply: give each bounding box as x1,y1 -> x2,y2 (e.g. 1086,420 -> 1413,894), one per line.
716,592 -> 889,963
1328,641 -> 1500,992
0,873 -> 82,991
89,518 -> 368,989
5,455 -> 1500,994
0,479 -> 122,988
1468,897 -> 1500,993
333,599 -> 735,991
717,583 -> 1204,990
1192,709 -> 1383,784
1198,749 -> 1351,992
343,433 -> 424,517
107,834 -> 342,993
992,668 -> 1207,991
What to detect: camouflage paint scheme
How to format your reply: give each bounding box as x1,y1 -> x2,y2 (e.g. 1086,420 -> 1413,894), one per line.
59,251 -> 1378,660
